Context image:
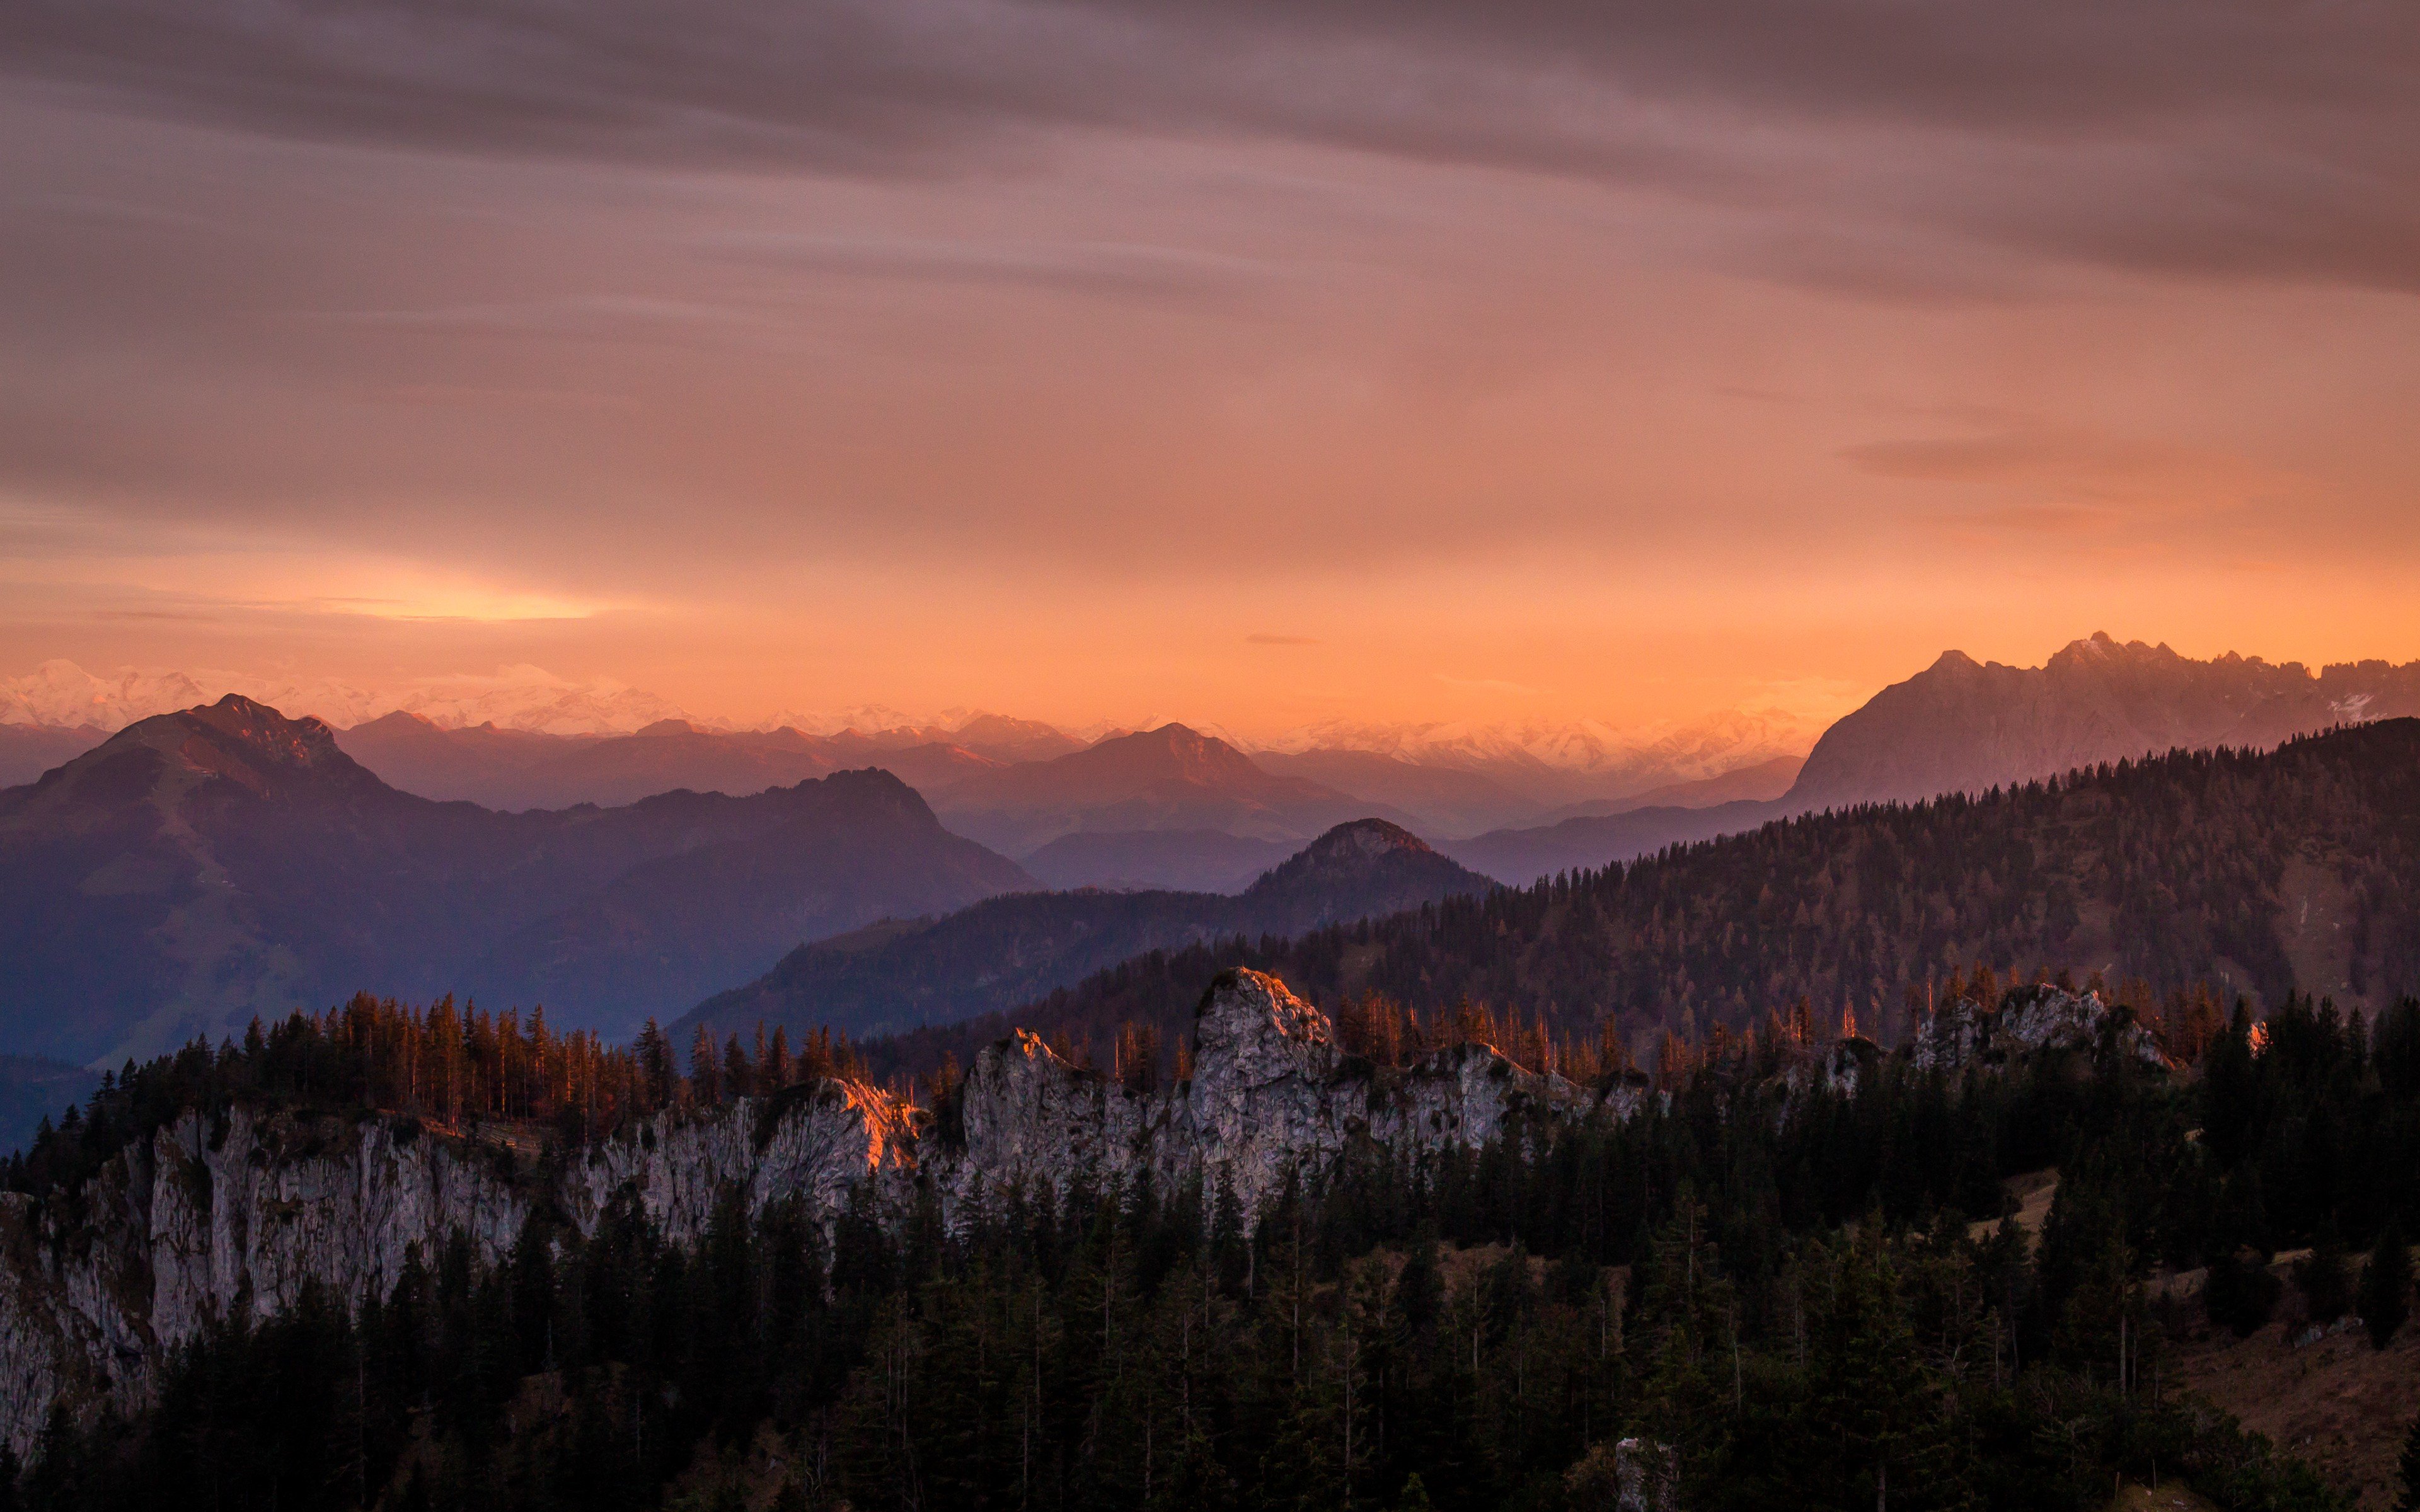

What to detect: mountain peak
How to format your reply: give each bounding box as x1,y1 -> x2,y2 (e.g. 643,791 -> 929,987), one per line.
1243,816 -> 1490,909
2046,632 -> 2183,672
33,695 -> 394,810
1293,817 -> 1434,864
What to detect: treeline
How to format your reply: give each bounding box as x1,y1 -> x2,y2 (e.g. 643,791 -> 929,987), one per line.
15,988 -> 2420,1510
3,994 -> 870,1207
858,722 -> 2420,1083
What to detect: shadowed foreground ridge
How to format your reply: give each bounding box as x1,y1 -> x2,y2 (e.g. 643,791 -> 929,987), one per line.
3,958 -> 2400,1509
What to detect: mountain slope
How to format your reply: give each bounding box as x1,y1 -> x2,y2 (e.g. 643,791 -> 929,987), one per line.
337,713 -> 1009,810
1019,828 -> 1299,892
1543,753 -> 1805,820
1257,707 -> 1821,806
467,770 -> 1031,1026
1443,798 -> 1785,883
674,819 -> 1494,1043
0,723 -> 105,788
1247,747 -> 1547,834
1786,633 -> 2420,810
0,697 -> 1034,1060
331,712 -> 600,806
858,720 -> 2420,1081
929,723 -> 1398,853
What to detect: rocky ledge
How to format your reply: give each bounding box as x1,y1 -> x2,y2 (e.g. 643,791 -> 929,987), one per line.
0,970 -> 2172,1455
0,969 -> 1607,1456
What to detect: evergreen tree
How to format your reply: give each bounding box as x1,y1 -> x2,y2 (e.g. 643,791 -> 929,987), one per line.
2362,1220 -> 2413,1349
2295,1220 -> 2354,1324
2400,1412 -> 2420,1512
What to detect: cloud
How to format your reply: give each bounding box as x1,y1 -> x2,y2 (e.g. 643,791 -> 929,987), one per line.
4,0 -> 2417,292
700,231 -> 1288,298
1840,428 -> 2182,485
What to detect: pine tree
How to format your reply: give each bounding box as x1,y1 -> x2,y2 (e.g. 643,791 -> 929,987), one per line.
2296,1220 -> 2353,1324
2399,1412 -> 2420,1512
2362,1220 -> 2413,1349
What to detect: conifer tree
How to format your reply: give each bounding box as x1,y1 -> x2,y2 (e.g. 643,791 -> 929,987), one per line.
2400,1412 -> 2420,1512
2295,1219 -> 2353,1324
2361,1220 -> 2412,1349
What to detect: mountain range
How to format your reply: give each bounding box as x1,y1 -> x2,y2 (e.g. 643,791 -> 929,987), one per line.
0,658 -> 693,736
860,718 -> 2420,1085
0,697 -> 1034,1062
0,721 -> 105,789
332,714 -> 1012,813
1253,705 -> 1824,808
922,722 -> 1412,856
9,633 -> 2420,1070
1784,632 -> 2420,810
673,818 -> 1493,1045
1439,634 -> 2420,882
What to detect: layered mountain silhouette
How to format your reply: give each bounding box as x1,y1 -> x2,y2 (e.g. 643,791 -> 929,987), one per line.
0,697 -> 1033,1062
1446,636 -> 2420,882
675,818 -> 1492,1044
1540,753 -> 1804,821
336,713 -> 1007,812
1784,633 -> 2420,810
925,723 -> 1412,854
1247,747 -> 1545,835
860,719 -> 2420,1084
1017,828 -> 1301,893
0,722 -> 104,789
1442,798 -> 1782,885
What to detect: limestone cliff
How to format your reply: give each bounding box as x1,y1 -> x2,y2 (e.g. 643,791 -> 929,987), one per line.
1908,983 -> 2172,1076
0,969 -> 1603,1457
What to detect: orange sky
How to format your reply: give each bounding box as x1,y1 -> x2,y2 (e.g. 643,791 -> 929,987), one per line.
4,1 -> 2417,736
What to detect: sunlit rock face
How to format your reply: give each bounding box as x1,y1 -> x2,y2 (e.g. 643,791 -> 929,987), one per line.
1908,984 -> 2171,1075
0,969 -> 1607,1457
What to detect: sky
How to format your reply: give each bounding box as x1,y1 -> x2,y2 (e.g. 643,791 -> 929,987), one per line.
3,0 -> 2417,737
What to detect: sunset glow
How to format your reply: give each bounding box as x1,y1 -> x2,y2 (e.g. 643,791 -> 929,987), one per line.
2,1 -> 2415,731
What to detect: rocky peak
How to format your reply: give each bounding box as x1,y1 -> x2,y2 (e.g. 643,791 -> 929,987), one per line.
1187,968 -> 1338,1109
60,695 -> 387,806
1909,985 -> 2170,1075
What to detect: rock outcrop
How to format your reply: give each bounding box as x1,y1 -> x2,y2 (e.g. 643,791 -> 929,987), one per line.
940,969 -> 1599,1220
1908,984 -> 2171,1075
0,970 -> 1602,1457
0,968 -> 2181,1456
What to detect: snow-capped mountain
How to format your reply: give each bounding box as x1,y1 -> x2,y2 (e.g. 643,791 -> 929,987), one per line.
0,660 -> 689,736
1252,707 -> 1824,801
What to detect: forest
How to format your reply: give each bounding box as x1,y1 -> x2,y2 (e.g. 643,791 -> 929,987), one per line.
7,980 -> 2420,1511
860,721 -> 2420,1084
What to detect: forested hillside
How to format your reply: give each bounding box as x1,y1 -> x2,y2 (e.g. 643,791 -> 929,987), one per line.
863,721 -> 2420,1082
676,820 -> 1491,1044
12,982 -> 2416,1510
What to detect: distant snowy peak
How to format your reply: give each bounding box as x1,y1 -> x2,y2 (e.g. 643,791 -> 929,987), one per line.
0,660 -> 688,736
1257,707 -> 1824,781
